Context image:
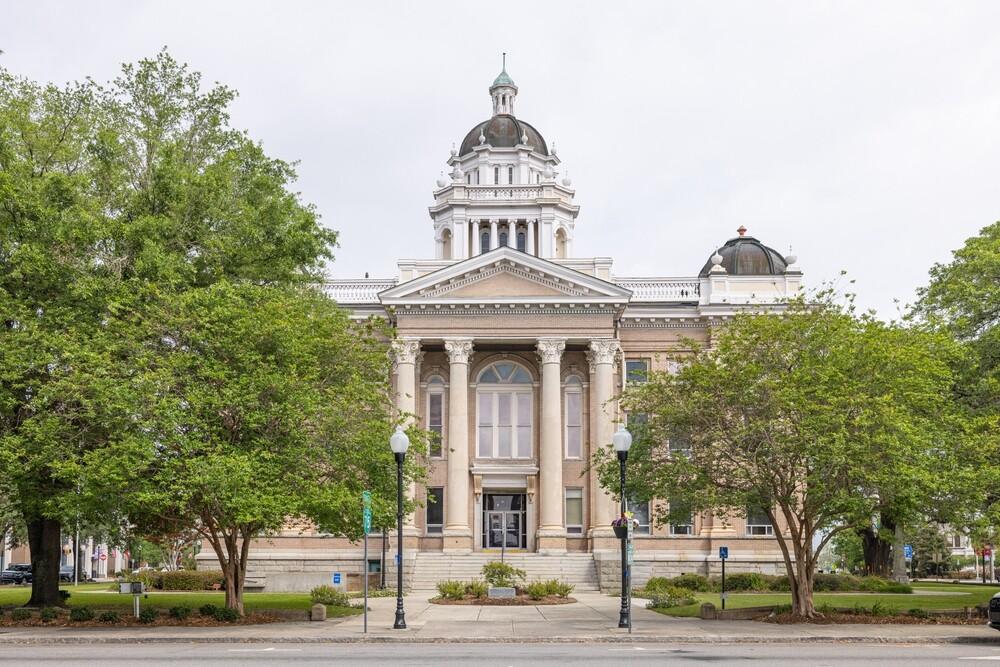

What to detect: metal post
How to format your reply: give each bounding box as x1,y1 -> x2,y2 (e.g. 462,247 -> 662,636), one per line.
617,450 -> 630,629
380,528 -> 387,590
721,557 -> 726,610
73,525 -> 79,587
363,531 -> 368,634
393,451 -> 407,630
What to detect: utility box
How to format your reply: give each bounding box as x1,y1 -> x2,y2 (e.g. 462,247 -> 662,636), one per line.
119,582 -> 144,594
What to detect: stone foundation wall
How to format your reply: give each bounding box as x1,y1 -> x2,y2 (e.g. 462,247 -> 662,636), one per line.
195,552 -> 416,593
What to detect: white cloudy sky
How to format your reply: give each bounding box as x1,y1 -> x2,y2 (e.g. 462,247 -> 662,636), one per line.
4,1 -> 999,316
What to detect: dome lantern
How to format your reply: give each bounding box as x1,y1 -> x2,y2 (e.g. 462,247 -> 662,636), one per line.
490,53 -> 518,116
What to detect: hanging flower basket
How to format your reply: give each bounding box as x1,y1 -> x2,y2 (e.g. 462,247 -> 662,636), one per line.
612,524 -> 628,539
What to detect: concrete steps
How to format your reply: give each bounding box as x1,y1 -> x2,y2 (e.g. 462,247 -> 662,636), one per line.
410,552 -> 599,591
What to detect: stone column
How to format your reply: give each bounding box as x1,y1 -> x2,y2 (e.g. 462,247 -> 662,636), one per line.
588,339 -> 620,544
526,219 -> 536,256
443,338 -> 474,552
489,219 -> 498,251
391,338 -> 422,536
473,220 -> 482,256
537,337 -> 567,553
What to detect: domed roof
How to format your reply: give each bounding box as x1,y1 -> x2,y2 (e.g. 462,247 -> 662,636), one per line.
492,68 -> 515,88
699,227 -> 789,277
459,115 -> 548,156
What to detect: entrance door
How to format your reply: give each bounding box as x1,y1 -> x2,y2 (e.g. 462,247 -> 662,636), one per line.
483,493 -> 527,549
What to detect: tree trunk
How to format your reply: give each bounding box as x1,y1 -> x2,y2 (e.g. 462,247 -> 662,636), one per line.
25,515 -> 63,608
891,523 -> 909,583
859,525 -> 892,576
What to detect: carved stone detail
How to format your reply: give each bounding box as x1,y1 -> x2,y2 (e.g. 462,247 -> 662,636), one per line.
391,338 -> 422,365
444,337 -> 475,364
587,339 -> 620,366
536,338 -> 566,365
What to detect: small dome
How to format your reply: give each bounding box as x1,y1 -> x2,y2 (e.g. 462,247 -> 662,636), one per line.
492,68 -> 515,88
699,229 -> 789,277
459,116 -> 548,156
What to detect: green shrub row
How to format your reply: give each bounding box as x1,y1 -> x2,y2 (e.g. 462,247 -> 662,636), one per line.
310,585 -> 351,607
126,570 -> 225,591
523,579 -> 574,600
640,572 -> 913,595
436,580 -> 489,600
646,585 -> 697,609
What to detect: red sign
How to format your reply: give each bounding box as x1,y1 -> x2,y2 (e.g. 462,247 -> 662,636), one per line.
99,553 -> 107,562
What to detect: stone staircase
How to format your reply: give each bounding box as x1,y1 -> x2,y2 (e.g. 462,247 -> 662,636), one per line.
410,552 -> 599,591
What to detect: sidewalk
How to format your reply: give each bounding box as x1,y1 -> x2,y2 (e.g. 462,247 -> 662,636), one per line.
1,592 -> 998,645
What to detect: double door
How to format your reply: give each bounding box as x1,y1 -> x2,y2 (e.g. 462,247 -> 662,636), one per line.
483,493 -> 527,549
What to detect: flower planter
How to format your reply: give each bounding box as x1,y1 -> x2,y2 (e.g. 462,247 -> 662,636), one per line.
612,525 -> 628,539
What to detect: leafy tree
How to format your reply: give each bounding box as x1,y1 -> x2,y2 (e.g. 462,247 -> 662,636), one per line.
831,530 -> 865,573
0,50 -> 335,606
911,522 -> 952,578
598,295 -> 962,616
125,283 -> 419,613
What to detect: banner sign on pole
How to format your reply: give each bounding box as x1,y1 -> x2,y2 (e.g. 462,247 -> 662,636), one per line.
363,508 -> 372,535
903,544 -> 913,560
719,546 -> 729,559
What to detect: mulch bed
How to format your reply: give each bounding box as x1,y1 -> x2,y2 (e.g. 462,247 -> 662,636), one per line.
431,595 -> 576,606
0,612 -> 284,627
760,612 -> 984,625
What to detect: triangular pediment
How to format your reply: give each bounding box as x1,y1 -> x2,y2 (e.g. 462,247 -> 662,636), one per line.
379,247 -> 632,306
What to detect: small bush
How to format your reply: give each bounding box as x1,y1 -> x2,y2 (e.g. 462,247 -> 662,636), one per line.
126,570 -> 160,590
168,605 -> 192,620
724,572 -> 767,592
465,580 -> 488,599
524,581 -> 550,600
817,602 -> 837,614
436,580 -> 466,600
11,608 -> 32,621
481,561 -> 525,588
646,585 -> 696,609
199,604 -> 218,617
771,603 -> 793,615
39,607 -> 59,622
544,579 -> 573,597
669,574 -> 712,592
212,606 -> 240,622
769,575 -> 791,591
138,608 -> 158,624
69,607 -> 94,622
58,589 -> 71,601
869,600 -> 892,617
310,585 -> 350,607
98,610 -> 121,623
856,576 -> 912,594
908,607 -> 929,618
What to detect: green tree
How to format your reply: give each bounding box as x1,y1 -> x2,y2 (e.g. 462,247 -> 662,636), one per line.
125,283 -> 419,613
0,50 -> 335,606
598,296 -> 962,616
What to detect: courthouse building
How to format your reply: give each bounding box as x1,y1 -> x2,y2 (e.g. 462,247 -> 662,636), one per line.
238,67 -> 804,592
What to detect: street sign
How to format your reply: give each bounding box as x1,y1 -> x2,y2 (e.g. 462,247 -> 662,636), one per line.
395,553 -> 401,566
363,508 -> 372,534
719,546 -> 729,559
903,544 -> 913,560
626,542 -> 634,566
333,572 -> 342,585
99,553 -> 107,562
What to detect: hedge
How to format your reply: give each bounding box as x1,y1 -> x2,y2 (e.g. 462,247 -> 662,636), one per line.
125,570 -> 224,591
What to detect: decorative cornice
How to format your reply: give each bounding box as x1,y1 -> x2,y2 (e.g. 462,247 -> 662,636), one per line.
399,306 -> 619,316
536,338 -> 567,365
391,338 -> 422,365
420,262 -> 590,299
444,338 -> 475,364
587,339 -> 620,366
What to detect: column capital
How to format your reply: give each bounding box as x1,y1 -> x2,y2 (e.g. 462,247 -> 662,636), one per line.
587,339 -> 621,366
391,337 -> 422,365
444,337 -> 474,364
536,338 -> 566,365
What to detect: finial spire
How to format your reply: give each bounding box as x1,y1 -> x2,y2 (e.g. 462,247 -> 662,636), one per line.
502,52 -> 506,71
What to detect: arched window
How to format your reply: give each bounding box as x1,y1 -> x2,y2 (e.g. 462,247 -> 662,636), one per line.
477,361 -> 533,459
516,231 -> 526,252
499,231 -> 508,247
564,376 -> 583,459
426,375 -> 445,458
555,229 -> 568,259
480,231 -> 490,254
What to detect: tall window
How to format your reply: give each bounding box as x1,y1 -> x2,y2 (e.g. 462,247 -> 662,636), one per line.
494,166 -> 499,184
669,501 -> 693,535
564,376 -> 582,459
426,376 -> 445,458
499,230 -> 508,247
476,362 -> 533,459
625,359 -> 649,384
746,506 -> 774,536
508,166 -> 514,184
627,498 -> 651,535
565,488 -> 583,535
480,231 -> 490,254
426,487 -> 444,534
516,231 -> 526,252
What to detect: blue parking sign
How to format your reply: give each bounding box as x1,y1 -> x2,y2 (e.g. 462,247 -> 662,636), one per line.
719,546 -> 729,559
904,544 -> 913,560
333,572 -> 341,585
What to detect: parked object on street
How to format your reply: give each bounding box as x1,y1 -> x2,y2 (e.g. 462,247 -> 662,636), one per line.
59,566 -> 75,582
988,592 -> 1000,630
0,563 -> 32,584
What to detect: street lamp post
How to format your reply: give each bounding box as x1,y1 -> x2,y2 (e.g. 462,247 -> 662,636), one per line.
613,424 -> 633,629
389,426 -> 410,630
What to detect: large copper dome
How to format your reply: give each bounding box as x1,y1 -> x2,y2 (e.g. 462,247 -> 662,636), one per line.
699,231 -> 789,277
459,115 -> 549,156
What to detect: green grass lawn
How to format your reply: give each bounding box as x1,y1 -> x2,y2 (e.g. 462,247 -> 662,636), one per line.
645,582 -> 1000,617
0,582 -> 360,616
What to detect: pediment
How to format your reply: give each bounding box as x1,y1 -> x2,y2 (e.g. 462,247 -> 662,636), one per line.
379,247 -> 632,306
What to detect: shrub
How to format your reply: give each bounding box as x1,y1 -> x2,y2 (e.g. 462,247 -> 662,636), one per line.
212,606 -> 240,622
58,589 -> 71,601
98,610 -> 121,623
642,576 -> 673,593
646,586 -> 696,609
11,608 -> 32,621
524,581 -> 550,600
669,574 -> 712,592
199,604 -> 218,617
465,580 -> 488,599
310,585 -> 350,607
908,607 -> 929,618
769,575 -> 791,591
869,600 -> 891,617
436,580 -> 467,600
138,608 -> 158,624
856,576 -> 912,594
771,603 -> 793,615
723,572 -> 767,592
126,570 -> 160,590
69,607 -> 94,622
481,561 -> 526,588
168,605 -> 192,620
39,607 -> 59,622
159,570 -> 224,591
546,579 -> 574,598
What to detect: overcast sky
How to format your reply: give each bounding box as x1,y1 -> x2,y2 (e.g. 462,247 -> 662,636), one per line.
4,1 -> 999,316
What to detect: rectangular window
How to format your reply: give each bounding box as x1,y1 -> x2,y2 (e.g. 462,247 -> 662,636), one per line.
516,393 -> 532,458
669,502 -> 693,535
566,488 -> 583,535
508,166 -> 514,184
746,506 -> 774,536
478,391 -> 532,459
426,487 -> 444,534
428,391 -> 444,458
565,390 -> 582,458
477,393 -> 493,458
625,359 -> 649,384
627,498 -> 651,535
494,166 -> 499,184
668,434 -> 691,457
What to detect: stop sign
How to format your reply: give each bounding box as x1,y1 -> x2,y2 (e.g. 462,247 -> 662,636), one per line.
99,553 -> 107,562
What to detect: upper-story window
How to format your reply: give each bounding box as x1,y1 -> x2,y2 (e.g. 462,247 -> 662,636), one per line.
426,375 -> 445,458
564,376 -> 583,459
466,173 -> 472,184
499,231 -> 508,247
508,166 -> 514,184
494,166 -> 499,184
516,231 -> 526,252
625,359 -> 649,384
746,505 -> 774,536
481,231 -> 490,254
476,361 -> 533,459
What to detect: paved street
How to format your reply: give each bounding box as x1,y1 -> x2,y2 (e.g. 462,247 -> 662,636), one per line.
4,642 -> 1000,665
